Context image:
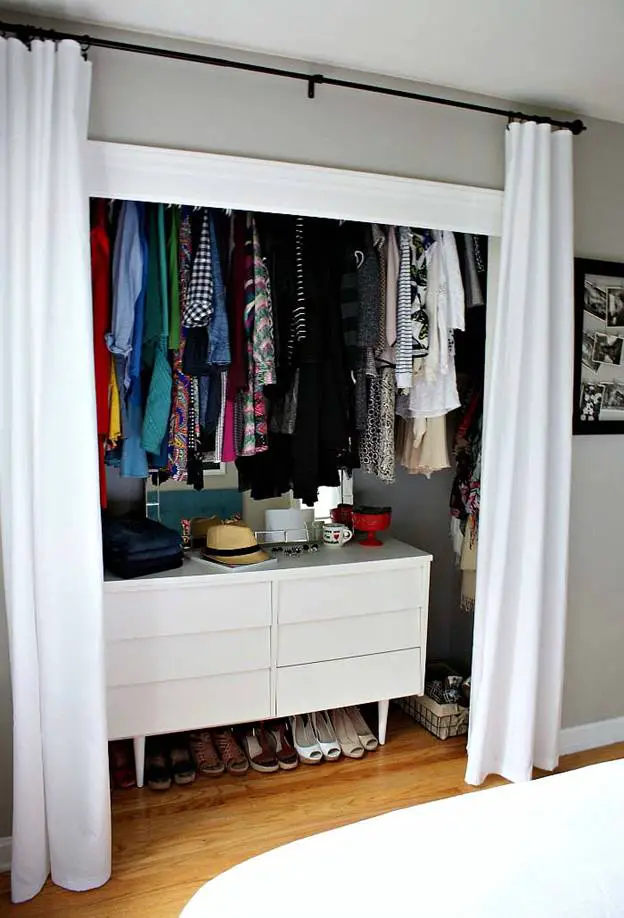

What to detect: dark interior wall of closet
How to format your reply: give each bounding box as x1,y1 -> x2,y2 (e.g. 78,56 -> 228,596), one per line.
354,465 -> 469,664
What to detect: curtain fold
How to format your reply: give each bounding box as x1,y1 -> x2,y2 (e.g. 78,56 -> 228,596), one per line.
0,38 -> 111,901
466,122 -> 574,785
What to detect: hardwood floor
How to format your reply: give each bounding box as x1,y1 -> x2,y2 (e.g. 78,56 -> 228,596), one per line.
1,708 -> 623,917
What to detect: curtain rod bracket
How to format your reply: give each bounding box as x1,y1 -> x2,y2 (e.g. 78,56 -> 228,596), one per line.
307,74 -> 324,100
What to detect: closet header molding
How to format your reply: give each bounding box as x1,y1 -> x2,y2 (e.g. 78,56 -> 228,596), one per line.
1,18 -> 586,136
86,141 -> 504,237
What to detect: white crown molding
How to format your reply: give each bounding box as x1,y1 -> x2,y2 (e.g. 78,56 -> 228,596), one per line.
85,141 -> 503,238
559,716 -> 624,757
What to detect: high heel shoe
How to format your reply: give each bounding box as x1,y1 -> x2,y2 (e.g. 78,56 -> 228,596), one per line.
329,709 -> 365,759
267,720 -> 299,770
343,705 -> 379,751
241,725 -> 279,773
311,711 -> 341,761
290,714 -> 323,765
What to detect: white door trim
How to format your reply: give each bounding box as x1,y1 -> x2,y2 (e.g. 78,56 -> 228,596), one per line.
85,140 -> 503,238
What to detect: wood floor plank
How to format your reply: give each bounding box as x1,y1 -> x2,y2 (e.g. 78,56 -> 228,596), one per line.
1,710 -> 622,917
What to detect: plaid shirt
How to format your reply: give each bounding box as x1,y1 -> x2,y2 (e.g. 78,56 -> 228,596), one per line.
182,210 -> 213,327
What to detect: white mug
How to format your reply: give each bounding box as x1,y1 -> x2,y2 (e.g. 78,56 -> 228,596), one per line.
323,522 -> 353,548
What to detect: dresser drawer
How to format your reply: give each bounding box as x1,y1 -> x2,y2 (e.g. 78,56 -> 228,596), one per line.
104,580 -> 271,641
276,567 -> 425,625
276,648 -> 422,717
277,609 -> 420,666
107,669 -> 272,740
107,627 -> 270,687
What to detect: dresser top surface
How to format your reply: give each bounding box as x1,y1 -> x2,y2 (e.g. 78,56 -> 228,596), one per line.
104,537 -> 431,591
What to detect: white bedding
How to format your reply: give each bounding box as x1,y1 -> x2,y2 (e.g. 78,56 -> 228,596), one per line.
181,759 -> 624,918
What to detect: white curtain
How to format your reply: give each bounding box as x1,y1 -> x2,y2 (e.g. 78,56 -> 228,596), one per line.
0,38 -> 111,901
466,122 -> 574,785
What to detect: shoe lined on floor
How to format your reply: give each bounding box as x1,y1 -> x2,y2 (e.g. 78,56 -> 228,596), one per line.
109,739 -> 136,789
145,740 -> 172,791
242,725 -> 280,773
343,706 -> 379,751
213,728 -> 249,776
267,720 -> 299,770
170,738 -> 197,785
290,714 -> 323,765
330,709 -> 365,759
189,730 -> 225,777
311,711 -> 341,761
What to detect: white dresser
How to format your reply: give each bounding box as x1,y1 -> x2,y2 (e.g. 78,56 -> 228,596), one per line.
104,538 -> 431,785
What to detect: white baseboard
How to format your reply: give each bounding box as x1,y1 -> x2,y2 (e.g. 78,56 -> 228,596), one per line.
0,836 -> 11,873
559,716 -> 624,757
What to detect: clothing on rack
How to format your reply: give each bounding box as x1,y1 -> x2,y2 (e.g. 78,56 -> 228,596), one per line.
91,200 -> 112,506
168,207 -> 192,479
395,227 -> 413,390
121,202 -> 149,479
92,202 -> 485,512
182,210 -> 213,328
142,205 -> 173,456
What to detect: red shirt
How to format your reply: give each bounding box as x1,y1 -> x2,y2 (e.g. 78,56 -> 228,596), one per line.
91,200 -> 111,505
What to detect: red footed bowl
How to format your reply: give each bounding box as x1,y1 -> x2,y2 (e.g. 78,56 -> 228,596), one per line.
352,506 -> 392,547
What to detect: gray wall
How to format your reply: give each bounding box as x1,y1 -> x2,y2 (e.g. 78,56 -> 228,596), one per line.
1,20 -> 624,835
355,466 -> 464,664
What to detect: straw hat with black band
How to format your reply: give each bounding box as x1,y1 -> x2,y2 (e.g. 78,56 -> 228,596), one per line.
201,521 -> 269,566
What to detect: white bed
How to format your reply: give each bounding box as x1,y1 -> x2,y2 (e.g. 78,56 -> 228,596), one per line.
181,759 -> 624,918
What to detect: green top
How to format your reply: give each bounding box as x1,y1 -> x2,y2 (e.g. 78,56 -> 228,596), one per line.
142,205 -> 161,370
168,207 -> 181,350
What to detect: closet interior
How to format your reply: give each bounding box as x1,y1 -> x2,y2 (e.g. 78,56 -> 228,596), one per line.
94,196 -> 487,790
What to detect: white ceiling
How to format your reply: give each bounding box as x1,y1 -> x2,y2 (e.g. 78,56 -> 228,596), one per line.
2,0 -> 624,123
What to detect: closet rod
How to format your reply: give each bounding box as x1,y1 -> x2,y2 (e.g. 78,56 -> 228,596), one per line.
0,19 -> 587,136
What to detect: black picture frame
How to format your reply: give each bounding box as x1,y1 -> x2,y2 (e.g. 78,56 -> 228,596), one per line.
574,257 -> 624,435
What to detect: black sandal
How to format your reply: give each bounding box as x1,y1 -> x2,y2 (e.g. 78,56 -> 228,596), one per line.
169,739 -> 197,785
145,740 -> 172,791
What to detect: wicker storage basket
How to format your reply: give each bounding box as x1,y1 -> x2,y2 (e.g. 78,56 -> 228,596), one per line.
398,692 -> 469,740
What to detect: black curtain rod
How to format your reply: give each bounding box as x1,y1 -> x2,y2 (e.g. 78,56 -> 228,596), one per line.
0,19 -> 587,136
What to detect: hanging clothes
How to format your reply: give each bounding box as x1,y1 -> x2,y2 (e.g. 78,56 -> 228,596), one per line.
142,207 -> 162,372
288,216 -> 306,360
106,201 -> 143,390
409,230 -> 432,367
291,217 -> 351,505
168,206 -> 192,480
182,210 -> 213,327
395,226 -> 413,390
397,415 -> 450,477
373,225 -> 387,353
168,207 -> 181,351
90,200 -> 112,506
121,202 -> 149,479
399,231 -> 465,419
378,226 -> 399,367
142,204 -> 173,457
240,215 -> 276,456
107,361 -> 122,447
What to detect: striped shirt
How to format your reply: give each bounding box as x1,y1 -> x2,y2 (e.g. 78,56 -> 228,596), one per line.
288,216 -> 306,360
395,227 -> 413,390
